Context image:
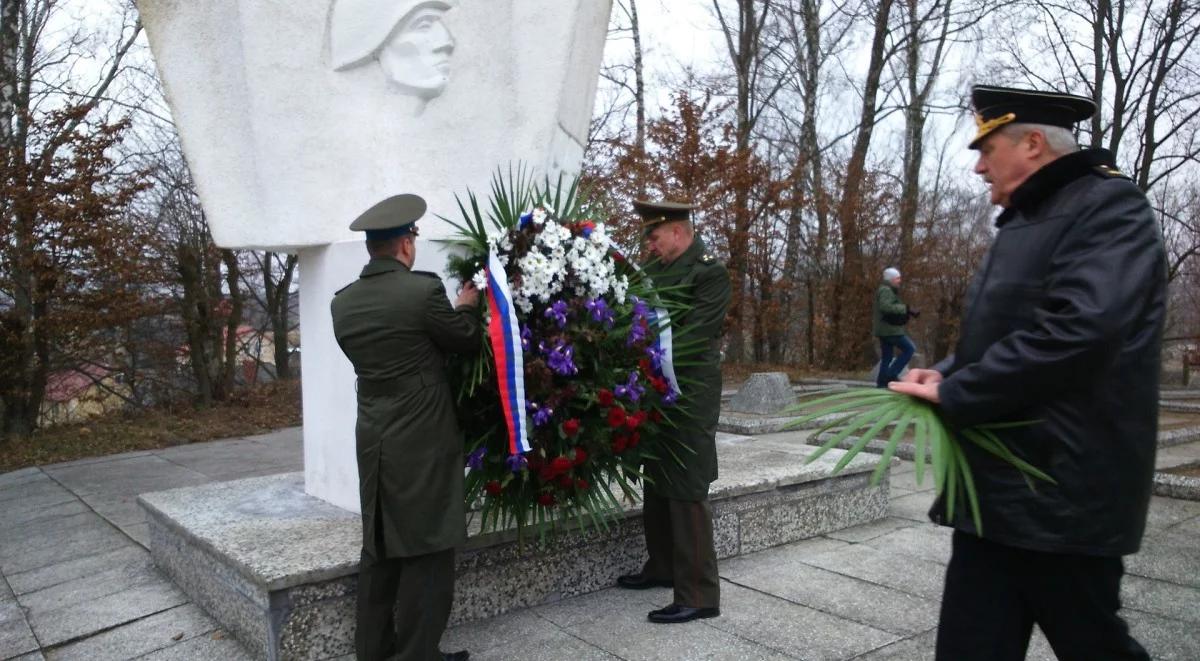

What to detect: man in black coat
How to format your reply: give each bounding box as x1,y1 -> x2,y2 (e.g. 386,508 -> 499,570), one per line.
892,85 -> 1165,661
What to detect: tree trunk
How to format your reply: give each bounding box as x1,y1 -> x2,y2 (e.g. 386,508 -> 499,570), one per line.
829,0 -> 894,367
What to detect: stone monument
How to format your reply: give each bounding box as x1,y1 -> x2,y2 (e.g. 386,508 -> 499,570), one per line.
726,372 -> 798,415
137,0 -> 613,511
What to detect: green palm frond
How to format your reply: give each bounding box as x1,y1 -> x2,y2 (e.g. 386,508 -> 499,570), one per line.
785,387 -> 1055,533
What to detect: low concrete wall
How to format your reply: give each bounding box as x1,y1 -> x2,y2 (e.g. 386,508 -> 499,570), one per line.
140,445 -> 888,661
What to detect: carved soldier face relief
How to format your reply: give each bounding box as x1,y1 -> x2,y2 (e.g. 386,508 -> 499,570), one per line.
330,0 -> 456,100
378,6 -> 455,97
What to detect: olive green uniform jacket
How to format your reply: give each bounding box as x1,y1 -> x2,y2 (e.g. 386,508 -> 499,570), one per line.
331,257 -> 481,559
872,283 -> 909,337
642,238 -> 732,501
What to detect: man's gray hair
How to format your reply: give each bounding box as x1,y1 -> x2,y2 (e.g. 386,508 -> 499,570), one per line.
999,123 -> 1080,156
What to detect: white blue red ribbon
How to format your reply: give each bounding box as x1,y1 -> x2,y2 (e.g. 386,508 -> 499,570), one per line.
647,307 -> 680,395
485,251 -> 530,455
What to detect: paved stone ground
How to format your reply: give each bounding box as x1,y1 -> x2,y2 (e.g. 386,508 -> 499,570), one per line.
2,429 -> 1199,661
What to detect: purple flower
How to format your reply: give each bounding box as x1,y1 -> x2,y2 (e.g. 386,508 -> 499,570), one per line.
645,345 -> 665,372
613,371 -> 644,403
506,453 -> 528,473
626,319 -> 647,347
520,325 -> 532,352
631,296 -> 649,321
466,447 -> 486,470
662,389 -> 678,406
519,212 -> 533,228
544,300 -> 569,329
546,339 -> 578,376
529,402 -> 555,427
585,298 -> 615,328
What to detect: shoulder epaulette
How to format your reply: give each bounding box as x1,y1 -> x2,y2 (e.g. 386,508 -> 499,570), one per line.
1094,164 -> 1129,180
333,282 -> 353,296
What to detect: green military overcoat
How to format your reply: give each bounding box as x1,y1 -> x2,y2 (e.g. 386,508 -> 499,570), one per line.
331,257 -> 480,559
872,282 -> 909,337
642,237 -> 732,501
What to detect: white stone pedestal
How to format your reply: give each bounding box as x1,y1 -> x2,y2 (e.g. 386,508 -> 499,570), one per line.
297,239 -> 461,512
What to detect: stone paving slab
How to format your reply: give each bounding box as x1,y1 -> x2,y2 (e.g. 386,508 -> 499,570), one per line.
43,604 -> 222,661
18,556 -> 161,616
1124,532 -> 1200,588
42,456 -> 212,498
0,500 -> 91,533
702,582 -> 900,660
27,579 -> 189,648
720,543 -> 940,636
0,467 -> 48,489
130,631 -> 253,661
5,546 -> 149,597
0,599 -> 39,660
824,517 -> 921,544
1120,574 -> 1200,624
553,596 -> 795,661
1,520 -> 131,576
800,543 -> 948,601
1124,609 -> 1200,660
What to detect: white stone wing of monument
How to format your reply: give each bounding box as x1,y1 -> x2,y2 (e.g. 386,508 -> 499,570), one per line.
137,0 -> 611,251
139,0 -> 613,513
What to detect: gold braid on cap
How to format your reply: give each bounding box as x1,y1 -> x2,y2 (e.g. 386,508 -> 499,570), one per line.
974,111 -> 1017,135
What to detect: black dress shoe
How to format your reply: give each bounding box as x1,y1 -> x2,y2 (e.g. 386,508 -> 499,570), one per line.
441,651 -> 469,661
647,603 -> 720,623
616,573 -> 673,589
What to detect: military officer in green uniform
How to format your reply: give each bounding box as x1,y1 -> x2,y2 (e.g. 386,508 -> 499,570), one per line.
615,199 -> 732,624
331,194 -> 479,661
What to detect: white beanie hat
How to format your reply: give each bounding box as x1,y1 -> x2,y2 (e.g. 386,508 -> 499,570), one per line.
883,267 -> 901,281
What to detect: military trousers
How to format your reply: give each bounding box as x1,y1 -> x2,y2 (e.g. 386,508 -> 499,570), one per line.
640,490 -> 720,608
355,547 -> 455,661
936,531 -> 1149,661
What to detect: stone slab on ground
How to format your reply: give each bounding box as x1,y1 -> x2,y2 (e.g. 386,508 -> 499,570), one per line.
139,438 -> 889,660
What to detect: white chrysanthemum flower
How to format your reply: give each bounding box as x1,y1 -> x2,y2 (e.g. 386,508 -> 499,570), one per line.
471,270 -> 488,291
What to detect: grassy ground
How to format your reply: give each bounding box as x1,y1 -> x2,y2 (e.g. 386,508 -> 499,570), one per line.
0,380 -> 302,473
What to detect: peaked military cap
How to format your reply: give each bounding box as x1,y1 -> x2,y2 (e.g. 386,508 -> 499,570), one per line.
349,193 -> 426,240
969,85 -> 1096,149
634,199 -> 696,233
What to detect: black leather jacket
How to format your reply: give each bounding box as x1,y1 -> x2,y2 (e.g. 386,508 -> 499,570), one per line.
933,149 -> 1166,557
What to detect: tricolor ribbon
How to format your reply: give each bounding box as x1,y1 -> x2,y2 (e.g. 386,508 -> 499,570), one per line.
613,248 -> 680,395
485,251 -> 530,455
646,307 -> 680,395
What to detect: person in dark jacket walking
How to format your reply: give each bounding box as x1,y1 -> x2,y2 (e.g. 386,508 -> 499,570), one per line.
872,267 -> 917,387
891,86 -> 1165,661
331,194 -> 479,661
614,200 -> 732,625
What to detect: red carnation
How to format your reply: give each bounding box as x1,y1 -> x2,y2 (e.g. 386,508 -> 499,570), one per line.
639,357 -> 652,374
526,454 -> 544,471
562,418 -> 581,437
575,478 -> 590,491
649,410 -> 664,423
573,447 -> 588,466
629,431 -> 641,447
651,376 -> 669,395
625,410 -> 645,431
550,456 -> 573,475
537,493 -> 556,507
484,480 -> 502,496
612,434 -> 628,454
607,406 -> 627,428
558,475 -> 574,489
597,389 -> 615,407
